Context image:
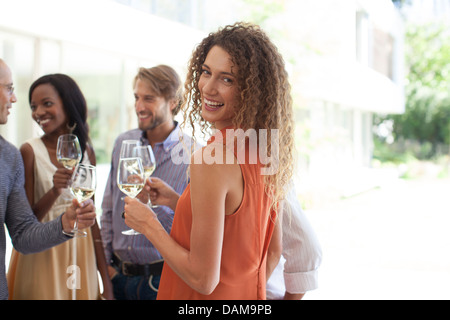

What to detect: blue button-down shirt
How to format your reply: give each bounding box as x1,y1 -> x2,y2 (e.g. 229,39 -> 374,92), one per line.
100,122 -> 195,264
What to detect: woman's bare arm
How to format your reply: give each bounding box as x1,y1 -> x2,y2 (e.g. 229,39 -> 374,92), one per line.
124,145 -> 243,295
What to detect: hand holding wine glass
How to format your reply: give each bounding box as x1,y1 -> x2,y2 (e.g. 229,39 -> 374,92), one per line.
62,199 -> 97,235
63,164 -> 97,238
51,167 -> 75,197
117,157 -> 145,235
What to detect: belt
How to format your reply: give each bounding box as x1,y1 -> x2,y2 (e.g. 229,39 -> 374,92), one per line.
112,253 -> 164,277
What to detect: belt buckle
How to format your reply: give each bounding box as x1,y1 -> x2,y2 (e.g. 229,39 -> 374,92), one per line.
122,261 -> 133,277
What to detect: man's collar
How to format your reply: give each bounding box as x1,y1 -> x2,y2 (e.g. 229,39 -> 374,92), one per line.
140,121 -> 181,152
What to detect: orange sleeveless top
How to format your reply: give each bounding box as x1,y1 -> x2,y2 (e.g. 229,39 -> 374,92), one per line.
157,128 -> 276,300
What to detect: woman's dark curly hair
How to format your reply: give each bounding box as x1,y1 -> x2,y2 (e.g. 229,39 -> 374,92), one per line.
181,22 -> 295,208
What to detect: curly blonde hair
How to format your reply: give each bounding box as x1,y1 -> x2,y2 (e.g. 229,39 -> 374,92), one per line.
181,22 -> 295,209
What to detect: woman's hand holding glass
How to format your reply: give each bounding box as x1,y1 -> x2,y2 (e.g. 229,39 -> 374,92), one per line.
145,177 -> 180,211
123,197 -> 157,237
123,177 -> 179,236
51,167 -> 74,196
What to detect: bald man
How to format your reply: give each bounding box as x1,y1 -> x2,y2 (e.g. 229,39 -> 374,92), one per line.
0,58 -> 97,300
0,59 -> 16,125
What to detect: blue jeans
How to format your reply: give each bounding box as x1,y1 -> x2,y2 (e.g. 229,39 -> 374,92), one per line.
112,272 -> 160,300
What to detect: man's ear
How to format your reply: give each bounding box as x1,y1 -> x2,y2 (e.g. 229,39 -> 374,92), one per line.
169,99 -> 179,113
169,99 -> 178,112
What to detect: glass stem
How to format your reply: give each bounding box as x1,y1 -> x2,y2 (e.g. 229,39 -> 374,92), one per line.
73,218 -> 79,232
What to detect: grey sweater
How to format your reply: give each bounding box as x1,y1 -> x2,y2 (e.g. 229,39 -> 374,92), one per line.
0,135 -> 69,300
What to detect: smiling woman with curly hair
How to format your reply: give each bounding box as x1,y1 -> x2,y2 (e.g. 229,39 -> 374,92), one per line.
123,22 -> 295,300
183,22 -> 295,208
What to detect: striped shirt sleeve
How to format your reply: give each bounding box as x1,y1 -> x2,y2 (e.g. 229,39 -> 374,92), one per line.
281,187 -> 322,294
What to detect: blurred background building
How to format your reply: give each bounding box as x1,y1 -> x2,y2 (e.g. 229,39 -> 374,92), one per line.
0,0 -> 206,163
0,0 -> 405,207
281,0 -> 405,205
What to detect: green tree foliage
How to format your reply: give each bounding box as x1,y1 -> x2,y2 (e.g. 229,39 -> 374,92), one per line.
377,21 -> 450,158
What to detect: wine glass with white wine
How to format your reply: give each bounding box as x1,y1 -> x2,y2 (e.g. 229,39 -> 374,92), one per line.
64,164 -> 96,238
117,157 -> 145,235
133,145 -> 158,208
56,134 -> 82,200
56,134 -> 82,169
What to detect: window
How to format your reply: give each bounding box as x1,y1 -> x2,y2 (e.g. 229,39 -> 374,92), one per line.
0,31 -> 35,144
61,43 -> 126,164
356,10 -> 371,67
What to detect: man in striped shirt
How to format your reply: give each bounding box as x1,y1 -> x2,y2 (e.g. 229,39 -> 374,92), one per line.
0,58 -> 96,300
101,65 -> 195,300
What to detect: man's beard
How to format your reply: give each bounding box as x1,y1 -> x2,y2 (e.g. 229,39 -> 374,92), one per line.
138,113 -> 165,131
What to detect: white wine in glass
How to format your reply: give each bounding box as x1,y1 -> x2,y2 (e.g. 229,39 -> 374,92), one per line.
143,165 -> 156,180
118,183 -> 144,198
56,134 -> 82,169
133,145 -> 158,208
71,187 -> 95,201
65,164 -> 96,238
117,157 -> 145,235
